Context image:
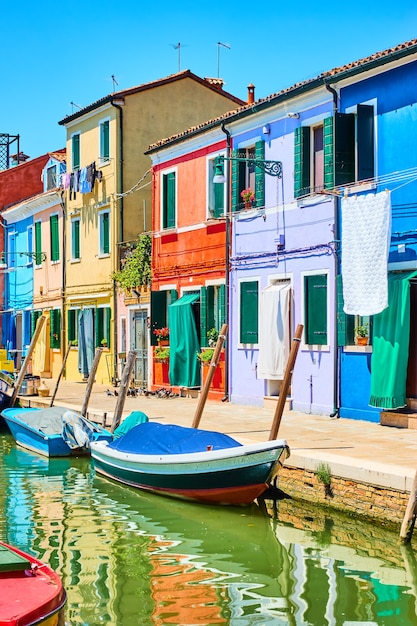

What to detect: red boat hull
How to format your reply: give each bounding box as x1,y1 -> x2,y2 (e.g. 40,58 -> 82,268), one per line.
0,542 -> 66,626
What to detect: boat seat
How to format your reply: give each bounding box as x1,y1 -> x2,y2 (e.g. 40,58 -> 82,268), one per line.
0,544 -> 31,573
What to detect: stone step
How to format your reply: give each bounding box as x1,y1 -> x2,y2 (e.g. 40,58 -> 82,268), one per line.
263,396 -> 293,411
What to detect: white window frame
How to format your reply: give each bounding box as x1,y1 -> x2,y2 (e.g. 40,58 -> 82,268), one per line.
71,131 -> 81,171
98,209 -> 110,257
237,276 -> 260,348
98,117 -> 111,167
71,217 -> 81,262
300,268 -> 330,351
206,152 -> 226,219
160,167 -> 177,230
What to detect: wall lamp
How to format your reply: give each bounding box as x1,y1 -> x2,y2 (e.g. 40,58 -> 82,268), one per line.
213,155 -> 283,184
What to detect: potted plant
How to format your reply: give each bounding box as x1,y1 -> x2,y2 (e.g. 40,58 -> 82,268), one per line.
354,324 -> 369,346
101,338 -> 108,348
153,327 -> 170,345
154,346 -> 170,362
240,188 -> 255,209
197,348 -> 214,365
207,327 -> 219,347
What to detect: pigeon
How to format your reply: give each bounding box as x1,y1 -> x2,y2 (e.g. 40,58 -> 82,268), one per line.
106,389 -> 113,396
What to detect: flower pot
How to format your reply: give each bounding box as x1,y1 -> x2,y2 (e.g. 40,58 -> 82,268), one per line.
244,201 -> 252,210
158,339 -> 169,346
356,336 -> 368,346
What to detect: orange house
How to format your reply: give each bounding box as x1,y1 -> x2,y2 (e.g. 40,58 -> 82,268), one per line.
147,134 -> 231,394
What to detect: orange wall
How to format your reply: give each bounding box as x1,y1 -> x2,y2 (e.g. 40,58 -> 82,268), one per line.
152,141 -> 227,291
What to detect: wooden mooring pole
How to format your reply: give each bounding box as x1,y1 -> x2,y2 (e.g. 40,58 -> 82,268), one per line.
400,470 -> 417,544
111,350 -> 137,433
192,324 -> 228,429
269,324 -> 303,440
80,347 -> 103,417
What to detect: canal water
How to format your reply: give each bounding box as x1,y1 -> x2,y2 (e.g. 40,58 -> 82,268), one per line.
1,431 -> 417,625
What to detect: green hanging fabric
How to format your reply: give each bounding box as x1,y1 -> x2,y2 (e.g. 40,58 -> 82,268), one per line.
369,271 -> 417,409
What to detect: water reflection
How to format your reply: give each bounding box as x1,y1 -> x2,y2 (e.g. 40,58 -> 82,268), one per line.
0,432 -> 417,624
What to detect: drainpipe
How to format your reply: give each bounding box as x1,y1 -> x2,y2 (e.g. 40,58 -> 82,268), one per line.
60,191 -> 67,364
220,121 -> 231,402
325,82 -> 341,418
110,98 -> 124,384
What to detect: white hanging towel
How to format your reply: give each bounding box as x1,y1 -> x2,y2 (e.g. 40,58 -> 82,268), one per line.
342,190 -> 391,316
257,283 -> 291,380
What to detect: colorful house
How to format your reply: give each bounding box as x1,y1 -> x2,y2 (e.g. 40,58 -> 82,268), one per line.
0,152 -> 65,371
146,38 -> 417,422
58,71 -> 243,385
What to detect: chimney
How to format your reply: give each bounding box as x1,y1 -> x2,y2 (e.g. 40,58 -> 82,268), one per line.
10,152 -> 30,167
247,83 -> 255,104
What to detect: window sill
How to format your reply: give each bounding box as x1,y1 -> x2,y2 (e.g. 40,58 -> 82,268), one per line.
70,258 -> 81,264
344,345 -> 373,353
98,253 -> 110,259
238,343 -> 258,349
51,260 -> 60,265
98,158 -> 111,168
301,344 -> 330,352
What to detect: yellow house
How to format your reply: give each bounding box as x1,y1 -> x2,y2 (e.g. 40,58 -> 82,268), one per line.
58,71 -> 244,385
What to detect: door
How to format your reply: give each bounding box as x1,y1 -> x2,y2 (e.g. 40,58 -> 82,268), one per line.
131,310 -> 148,387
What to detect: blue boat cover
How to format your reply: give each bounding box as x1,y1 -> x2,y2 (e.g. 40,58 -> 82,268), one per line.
108,422 -> 242,454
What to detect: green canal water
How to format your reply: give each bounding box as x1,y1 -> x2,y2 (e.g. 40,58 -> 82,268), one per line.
1,431 -> 417,625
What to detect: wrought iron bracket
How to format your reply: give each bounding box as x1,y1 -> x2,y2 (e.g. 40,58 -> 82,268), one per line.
215,155 -> 283,178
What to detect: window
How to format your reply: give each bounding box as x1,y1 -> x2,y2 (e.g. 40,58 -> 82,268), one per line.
304,274 -> 328,345
232,141 -> 265,211
99,119 -> 110,163
50,309 -> 61,349
46,165 -> 57,190
162,171 -> 176,229
71,218 -> 80,260
50,214 -> 60,262
72,133 -> 80,170
95,307 -> 111,348
35,221 -> 42,265
99,210 -> 110,255
239,280 -> 259,344
208,157 -> 225,218
7,232 -> 16,269
294,105 -> 375,198
200,285 -> 226,345
150,289 -> 178,346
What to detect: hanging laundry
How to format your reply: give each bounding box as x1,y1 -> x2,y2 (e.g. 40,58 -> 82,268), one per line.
257,283 -> 291,379
79,167 -> 91,193
341,190 -> 391,316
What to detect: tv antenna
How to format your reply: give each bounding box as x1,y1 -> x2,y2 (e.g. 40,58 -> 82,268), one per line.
70,102 -> 82,113
217,42 -> 231,78
111,75 -> 119,92
170,42 -> 188,72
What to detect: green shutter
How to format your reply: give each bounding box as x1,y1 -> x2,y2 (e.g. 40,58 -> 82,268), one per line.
67,310 -> 76,342
357,104 -> 374,181
105,307 -> 111,347
231,149 -> 240,212
218,284 -> 226,326
102,213 -> 109,254
73,220 -> 80,259
30,311 -> 42,337
101,121 -> 110,160
213,182 -> 224,218
95,308 -> 103,347
151,291 -> 168,346
50,309 -> 61,349
334,113 -> 355,186
200,287 -> 207,348
294,126 -> 310,197
255,141 -> 265,207
163,172 -> 176,229
35,222 -> 42,265
50,215 -> 59,261
240,281 -> 259,344
72,134 -> 80,170
336,274 -> 354,346
305,275 -> 327,345
323,116 -> 334,190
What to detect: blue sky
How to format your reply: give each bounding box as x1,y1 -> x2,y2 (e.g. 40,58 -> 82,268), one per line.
2,1 -> 417,159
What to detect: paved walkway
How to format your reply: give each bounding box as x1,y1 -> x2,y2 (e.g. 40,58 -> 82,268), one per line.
17,379 -> 417,493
